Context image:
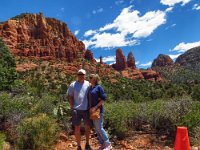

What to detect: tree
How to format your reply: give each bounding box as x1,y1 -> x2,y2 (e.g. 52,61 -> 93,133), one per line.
0,38 -> 17,90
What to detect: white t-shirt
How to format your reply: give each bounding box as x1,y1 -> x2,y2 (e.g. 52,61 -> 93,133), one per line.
67,80 -> 90,110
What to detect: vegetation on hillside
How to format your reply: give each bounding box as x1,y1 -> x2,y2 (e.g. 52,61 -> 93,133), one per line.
1,40 -> 200,148
0,38 -> 17,90
1,74 -> 200,148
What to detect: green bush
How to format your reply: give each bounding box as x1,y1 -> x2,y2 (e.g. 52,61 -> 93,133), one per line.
190,126 -> 200,145
191,85 -> 200,101
104,99 -> 192,140
0,92 -> 59,144
104,101 -> 136,139
180,102 -> 200,130
16,113 -> 59,150
0,133 -> 6,150
0,38 -> 17,90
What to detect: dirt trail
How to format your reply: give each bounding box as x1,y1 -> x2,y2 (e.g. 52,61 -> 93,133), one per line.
54,131 -> 173,150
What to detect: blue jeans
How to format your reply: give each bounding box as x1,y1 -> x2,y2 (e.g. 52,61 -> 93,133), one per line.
93,113 -> 110,145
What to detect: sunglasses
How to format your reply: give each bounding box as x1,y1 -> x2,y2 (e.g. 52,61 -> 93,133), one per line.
78,74 -> 84,76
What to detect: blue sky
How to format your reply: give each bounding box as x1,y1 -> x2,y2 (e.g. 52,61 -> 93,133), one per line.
0,0 -> 200,68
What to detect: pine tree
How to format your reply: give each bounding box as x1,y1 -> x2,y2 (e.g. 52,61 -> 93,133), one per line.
0,38 -> 17,90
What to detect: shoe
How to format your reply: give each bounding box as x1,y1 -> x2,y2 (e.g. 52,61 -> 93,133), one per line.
98,145 -> 104,150
77,145 -> 82,150
85,143 -> 92,150
103,144 -> 112,150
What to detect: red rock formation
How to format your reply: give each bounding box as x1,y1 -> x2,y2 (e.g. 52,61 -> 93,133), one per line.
100,56 -> 103,64
84,49 -> 96,62
0,13 -> 163,82
127,52 -> 136,69
141,69 -> 162,81
112,48 -> 127,71
152,54 -> 173,67
0,13 -> 85,62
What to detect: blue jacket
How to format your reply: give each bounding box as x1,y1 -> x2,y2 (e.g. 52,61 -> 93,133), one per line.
88,84 -> 106,113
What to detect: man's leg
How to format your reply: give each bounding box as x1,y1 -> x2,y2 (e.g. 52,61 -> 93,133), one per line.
85,123 -> 90,144
75,125 -> 81,146
83,110 -> 92,150
72,109 -> 82,148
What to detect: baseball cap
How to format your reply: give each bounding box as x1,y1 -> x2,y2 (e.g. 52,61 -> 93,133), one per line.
77,69 -> 86,75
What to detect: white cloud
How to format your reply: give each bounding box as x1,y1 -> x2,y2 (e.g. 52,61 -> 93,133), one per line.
139,61 -> 152,67
84,30 -> 97,37
169,54 -> 181,60
100,7 -> 166,38
96,55 -> 116,63
165,23 -> 176,30
160,0 -> 191,6
172,41 -> 200,52
92,8 -> 104,14
74,30 -> 79,35
83,6 -> 166,48
115,0 -> 124,5
109,62 -> 115,65
135,61 -> 139,65
165,7 -> 173,12
84,32 -> 138,49
193,4 -> 200,10
82,40 -> 95,49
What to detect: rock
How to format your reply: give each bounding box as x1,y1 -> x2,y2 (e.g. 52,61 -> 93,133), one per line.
160,135 -> 168,141
175,46 -> 200,67
59,132 -> 68,141
112,48 -> 127,71
191,146 -> 198,150
164,146 -> 172,150
152,54 -> 174,67
127,52 -> 136,69
141,69 -> 161,81
3,142 -> 11,150
100,56 -> 103,64
68,143 -> 73,148
0,13 -> 85,61
84,49 -> 95,62
72,141 -> 77,147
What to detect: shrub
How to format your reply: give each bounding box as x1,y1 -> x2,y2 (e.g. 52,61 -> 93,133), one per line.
191,85 -> 200,101
0,38 -> 17,90
53,102 -> 72,132
104,101 -> 136,139
180,102 -> 200,130
16,113 -> 59,150
0,133 -> 6,150
104,99 -> 193,140
0,92 -> 59,145
30,93 -> 58,117
190,126 -> 200,145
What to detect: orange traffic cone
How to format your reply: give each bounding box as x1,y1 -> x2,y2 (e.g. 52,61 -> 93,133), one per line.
174,126 -> 190,150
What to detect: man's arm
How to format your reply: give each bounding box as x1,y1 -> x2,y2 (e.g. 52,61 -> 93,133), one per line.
67,95 -> 74,109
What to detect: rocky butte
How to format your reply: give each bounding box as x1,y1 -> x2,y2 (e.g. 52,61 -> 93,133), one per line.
0,12 -> 162,81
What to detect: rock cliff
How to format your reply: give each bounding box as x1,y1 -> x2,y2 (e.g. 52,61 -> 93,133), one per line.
0,13 -> 85,62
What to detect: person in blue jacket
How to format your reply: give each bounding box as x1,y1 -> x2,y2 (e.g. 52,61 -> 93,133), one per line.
88,74 -> 112,150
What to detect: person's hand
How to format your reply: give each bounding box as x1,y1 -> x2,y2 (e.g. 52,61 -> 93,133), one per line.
90,107 -> 96,113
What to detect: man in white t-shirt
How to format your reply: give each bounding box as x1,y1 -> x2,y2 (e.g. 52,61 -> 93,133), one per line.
67,69 -> 92,150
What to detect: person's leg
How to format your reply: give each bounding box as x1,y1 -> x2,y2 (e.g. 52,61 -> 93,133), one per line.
93,119 -> 104,145
83,110 -> 92,150
75,125 -> 81,146
72,109 -> 82,147
85,123 -> 90,144
83,110 -> 91,144
93,113 -> 110,145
